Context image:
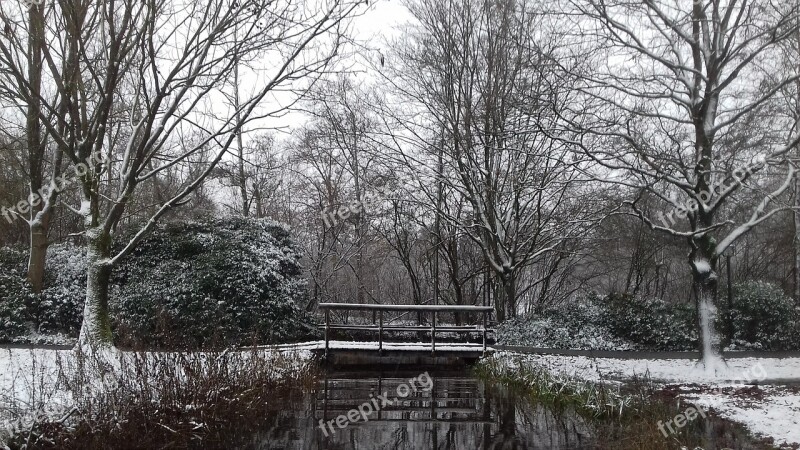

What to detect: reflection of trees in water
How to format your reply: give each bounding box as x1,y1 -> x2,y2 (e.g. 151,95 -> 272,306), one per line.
488,384 -> 594,450
391,426 -> 408,449
252,375 -> 594,450
491,387 -> 522,449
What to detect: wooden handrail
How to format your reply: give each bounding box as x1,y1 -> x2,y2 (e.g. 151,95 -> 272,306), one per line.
319,302 -> 493,358
319,302 -> 494,312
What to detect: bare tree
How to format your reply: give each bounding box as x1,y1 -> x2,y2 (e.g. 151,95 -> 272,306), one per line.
0,2 -> 70,292
216,132 -> 282,218
382,0 -> 601,320
293,78 -> 386,307
1,0 -> 364,346
560,0 -> 800,366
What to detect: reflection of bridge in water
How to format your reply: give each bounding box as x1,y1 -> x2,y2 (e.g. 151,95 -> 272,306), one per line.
309,371 -> 595,450
317,374 -> 491,426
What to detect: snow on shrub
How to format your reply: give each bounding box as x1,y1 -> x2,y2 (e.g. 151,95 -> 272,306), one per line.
498,292 -> 699,351
0,279 -> 28,341
719,281 -> 800,351
0,245 -> 84,342
110,218 -> 317,348
594,292 -> 698,351
34,243 -> 86,335
0,247 -> 33,341
497,299 -> 636,351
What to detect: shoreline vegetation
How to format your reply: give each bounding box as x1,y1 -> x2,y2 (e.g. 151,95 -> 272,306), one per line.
1,346 -> 318,449
473,354 -> 781,450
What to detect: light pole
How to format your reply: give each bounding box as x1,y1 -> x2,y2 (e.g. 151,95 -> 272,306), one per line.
723,243 -> 736,344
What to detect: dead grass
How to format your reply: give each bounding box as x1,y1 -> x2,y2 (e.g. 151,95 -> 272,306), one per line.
3,345 -> 317,449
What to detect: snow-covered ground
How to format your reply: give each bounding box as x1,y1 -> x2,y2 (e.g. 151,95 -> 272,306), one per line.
492,352 -> 800,383
492,351 -> 800,448
691,386 -> 800,448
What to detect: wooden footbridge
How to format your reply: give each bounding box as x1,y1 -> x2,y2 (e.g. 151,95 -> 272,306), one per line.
317,303 -> 495,367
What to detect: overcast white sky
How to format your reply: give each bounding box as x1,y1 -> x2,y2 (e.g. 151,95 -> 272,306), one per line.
248,0 -> 413,139
212,0 -> 413,211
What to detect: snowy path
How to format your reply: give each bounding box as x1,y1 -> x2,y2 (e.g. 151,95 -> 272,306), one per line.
493,344 -> 800,360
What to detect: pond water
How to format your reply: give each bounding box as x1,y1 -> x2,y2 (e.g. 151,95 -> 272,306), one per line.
16,367 -> 776,449
232,369 -> 770,450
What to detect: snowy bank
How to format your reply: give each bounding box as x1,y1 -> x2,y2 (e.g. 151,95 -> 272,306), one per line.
491,351 -> 800,447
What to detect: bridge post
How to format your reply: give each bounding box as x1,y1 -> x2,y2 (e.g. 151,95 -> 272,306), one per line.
482,310 -> 487,355
431,311 -> 437,357
378,310 -> 383,355
377,375 -> 383,420
324,309 -> 330,358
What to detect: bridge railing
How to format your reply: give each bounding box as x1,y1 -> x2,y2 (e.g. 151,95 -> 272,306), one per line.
318,303 -> 495,357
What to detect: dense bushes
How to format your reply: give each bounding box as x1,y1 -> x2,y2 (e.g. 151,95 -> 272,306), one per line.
500,284 -> 800,351
0,218 -> 316,348
719,281 -> 800,350
111,218 -> 317,348
0,248 -> 33,341
0,246 -> 79,342
594,292 -> 698,351
498,300 -> 636,350
499,292 -> 698,351
33,244 -> 85,336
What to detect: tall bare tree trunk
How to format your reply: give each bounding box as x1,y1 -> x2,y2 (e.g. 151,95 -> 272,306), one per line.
233,36 -> 249,218
25,4 -> 47,292
794,32 -> 800,304
28,220 -> 51,292
350,117 -> 366,305
503,271 -> 517,320
795,177 -> 800,303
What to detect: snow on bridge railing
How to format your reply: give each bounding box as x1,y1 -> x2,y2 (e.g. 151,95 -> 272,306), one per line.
318,303 -> 494,312
317,303 -> 494,357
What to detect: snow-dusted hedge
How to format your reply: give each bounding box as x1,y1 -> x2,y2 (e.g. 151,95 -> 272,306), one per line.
0,219 -> 317,347
595,292 -> 698,351
0,245 -> 81,342
497,300 -> 636,350
498,292 -> 698,351
720,281 -> 800,351
110,218 -> 317,348
34,243 -> 85,335
500,286 -> 800,352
